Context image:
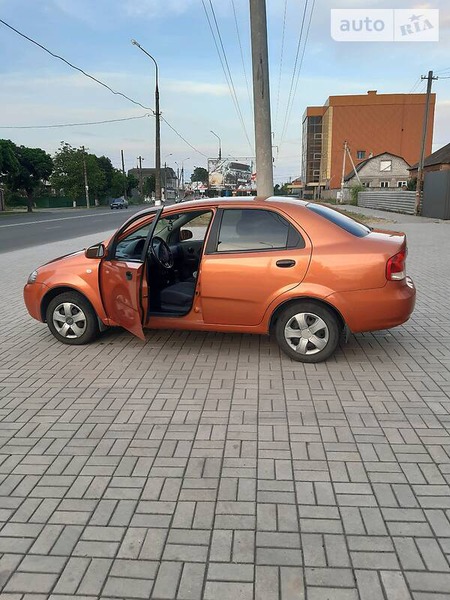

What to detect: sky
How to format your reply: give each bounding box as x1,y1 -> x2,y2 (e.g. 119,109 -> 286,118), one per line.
0,0 -> 449,184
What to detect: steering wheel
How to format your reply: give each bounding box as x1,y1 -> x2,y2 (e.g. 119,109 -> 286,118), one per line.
150,236 -> 174,269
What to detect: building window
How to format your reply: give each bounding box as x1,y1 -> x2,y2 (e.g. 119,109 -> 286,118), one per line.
313,170 -> 320,177
397,181 -> 407,188
314,133 -> 322,140
357,150 -> 366,159
314,153 -> 321,159
380,181 -> 390,188
362,182 -> 371,188
380,160 -> 392,172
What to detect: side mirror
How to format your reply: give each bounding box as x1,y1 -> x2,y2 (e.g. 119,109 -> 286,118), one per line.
180,229 -> 193,241
85,243 -> 105,259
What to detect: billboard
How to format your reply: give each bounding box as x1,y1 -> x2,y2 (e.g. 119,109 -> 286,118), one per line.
208,158 -> 253,191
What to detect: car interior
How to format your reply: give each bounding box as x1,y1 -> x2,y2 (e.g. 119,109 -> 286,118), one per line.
114,210 -> 213,317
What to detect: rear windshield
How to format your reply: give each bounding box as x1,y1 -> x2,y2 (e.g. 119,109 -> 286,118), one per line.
307,203 -> 371,237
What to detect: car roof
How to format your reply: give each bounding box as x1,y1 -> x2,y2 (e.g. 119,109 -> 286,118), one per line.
131,196 -> 309,219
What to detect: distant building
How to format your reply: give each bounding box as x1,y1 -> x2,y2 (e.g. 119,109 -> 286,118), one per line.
344,152 -> 411,189
409,142 -> 450,177
286,177 -> 304,196
302,90 -> 435,194
128,167 -> 177,200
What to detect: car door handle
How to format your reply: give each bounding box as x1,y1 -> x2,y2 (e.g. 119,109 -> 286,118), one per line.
276,259 -> 296,268
125,271 -> 133,280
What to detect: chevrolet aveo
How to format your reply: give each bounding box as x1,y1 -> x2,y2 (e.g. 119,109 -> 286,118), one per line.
24,197 -> 416,363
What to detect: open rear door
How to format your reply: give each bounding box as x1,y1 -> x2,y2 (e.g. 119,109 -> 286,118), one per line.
99,208 -> 163,339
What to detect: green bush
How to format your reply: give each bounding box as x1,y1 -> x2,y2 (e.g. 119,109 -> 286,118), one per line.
350,184 -> 364,206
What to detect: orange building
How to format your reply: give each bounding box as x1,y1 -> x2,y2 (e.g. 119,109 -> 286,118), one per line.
302,90 -> 435,192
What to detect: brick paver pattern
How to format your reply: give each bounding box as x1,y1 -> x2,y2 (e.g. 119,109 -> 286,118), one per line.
1,217 -> 450,599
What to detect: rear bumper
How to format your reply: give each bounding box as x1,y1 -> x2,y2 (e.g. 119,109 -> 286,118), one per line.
326,276 -> 416,333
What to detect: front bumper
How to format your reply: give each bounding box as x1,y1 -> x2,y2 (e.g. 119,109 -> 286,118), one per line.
23,282 -> 49,322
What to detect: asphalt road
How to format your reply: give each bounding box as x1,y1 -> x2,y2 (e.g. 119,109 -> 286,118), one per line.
0,205 -> 151,254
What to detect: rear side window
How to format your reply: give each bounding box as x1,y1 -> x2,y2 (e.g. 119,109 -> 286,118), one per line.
307,203 -> 371,237
216,209 -> 304,252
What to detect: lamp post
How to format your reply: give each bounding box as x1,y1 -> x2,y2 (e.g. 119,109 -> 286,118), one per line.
210,130 -> 222,160
131,39 -> 162,206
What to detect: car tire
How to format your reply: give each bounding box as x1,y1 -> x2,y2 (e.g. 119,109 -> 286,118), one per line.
46,292 -> 100,345
274,301 -> 341,363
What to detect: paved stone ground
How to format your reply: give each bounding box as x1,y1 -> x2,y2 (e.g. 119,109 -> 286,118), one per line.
1,211 -> 450,599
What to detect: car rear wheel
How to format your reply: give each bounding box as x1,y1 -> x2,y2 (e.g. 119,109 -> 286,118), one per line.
275,301 -> 340,363
46,292 -> 99,345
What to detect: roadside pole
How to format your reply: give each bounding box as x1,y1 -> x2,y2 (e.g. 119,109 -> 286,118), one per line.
249,0 -> 273,196
121,149 -> 128,201
415,70 -> 437,215
82,146 -> 90,209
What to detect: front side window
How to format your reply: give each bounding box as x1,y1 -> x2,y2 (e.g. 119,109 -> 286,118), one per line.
380,160 -> 392,172
380,181 -> 390,188
216,209 -> 303,252
114,217 -> 155,260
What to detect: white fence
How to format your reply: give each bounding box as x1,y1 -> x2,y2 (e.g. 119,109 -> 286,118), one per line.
357,191 -> 417,215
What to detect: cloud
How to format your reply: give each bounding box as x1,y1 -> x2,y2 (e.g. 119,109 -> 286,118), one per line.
165,80 -> 230,96
123,0 -> 198,19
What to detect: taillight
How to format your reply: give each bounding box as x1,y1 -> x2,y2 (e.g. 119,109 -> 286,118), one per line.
386,248 -> 406,281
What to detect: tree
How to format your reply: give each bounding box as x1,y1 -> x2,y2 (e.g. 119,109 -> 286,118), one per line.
274,182 -> 290,195
51,143 -> 105,205
191,167 -> 208,184
1,141 -> 53,212
143,174 -> 155,197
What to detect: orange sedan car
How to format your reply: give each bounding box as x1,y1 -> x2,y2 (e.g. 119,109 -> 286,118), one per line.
24,196 -> 416,363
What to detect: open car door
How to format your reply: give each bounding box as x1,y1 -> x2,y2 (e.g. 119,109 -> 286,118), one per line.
99,208 -> 163,339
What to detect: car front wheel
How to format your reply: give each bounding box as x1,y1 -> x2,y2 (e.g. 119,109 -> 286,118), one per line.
275,301 -> 341,363
46,292 -> 99,345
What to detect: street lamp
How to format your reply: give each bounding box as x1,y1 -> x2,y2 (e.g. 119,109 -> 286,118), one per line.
210,130 -> 222,160
131,39 -> 162,206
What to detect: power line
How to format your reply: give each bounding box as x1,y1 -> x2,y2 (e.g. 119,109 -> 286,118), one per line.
231,0 -> 252,111
201,0 -> 253,152
0,113 -> 152,130
0,18 -> 154,113
0,18 -> 207,158
274,0 -> 289,139
161,116 -> 208,158
286,0 -> 315,137
279,0 -> 311,147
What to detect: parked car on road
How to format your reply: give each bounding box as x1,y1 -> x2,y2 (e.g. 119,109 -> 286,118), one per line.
110,197 -> 128,210
23,197 -> 416,362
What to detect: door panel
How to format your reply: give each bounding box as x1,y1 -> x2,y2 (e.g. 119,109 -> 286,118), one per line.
100,260 -> 146,340
200,249 -> 310,326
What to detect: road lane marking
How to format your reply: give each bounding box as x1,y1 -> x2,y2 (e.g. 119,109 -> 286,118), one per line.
0,211 -> 134,229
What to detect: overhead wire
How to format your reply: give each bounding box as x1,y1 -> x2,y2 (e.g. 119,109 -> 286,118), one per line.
0,18 -> 208,158
279,0 -> 310,148
0,113 -> 152,129
274,0 -> 289,141
0,18 -> 154,113
201,0 -> 253,153
231,0 -> 252,111
286,0 -> 315,139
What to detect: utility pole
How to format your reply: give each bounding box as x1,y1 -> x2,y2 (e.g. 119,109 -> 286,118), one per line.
340,141 -> 347,204
249,0 -> 273,196
121,149 -> 128,200
81,146 -> 90,209
137,155 -> 144,198
415,70 -> 437,215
